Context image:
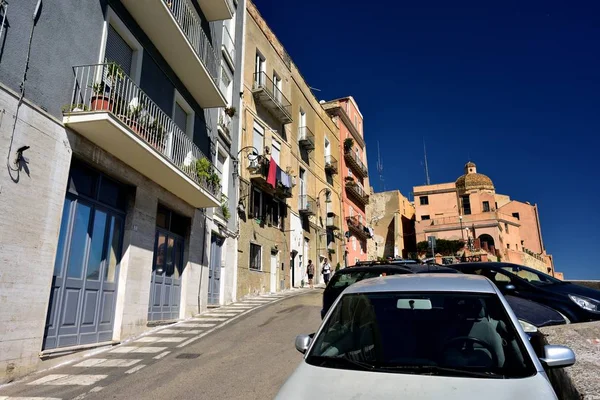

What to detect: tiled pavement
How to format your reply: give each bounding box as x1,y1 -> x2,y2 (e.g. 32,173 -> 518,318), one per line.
0,289 -> 313,400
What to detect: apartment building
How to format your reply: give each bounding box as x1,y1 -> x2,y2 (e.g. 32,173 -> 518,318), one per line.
0,0 -> 244,383
366,190 -> 416,260
236,1 -> 344,295
322,97 -> 371,265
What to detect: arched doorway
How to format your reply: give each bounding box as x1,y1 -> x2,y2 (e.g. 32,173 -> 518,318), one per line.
479,234 -> 495,250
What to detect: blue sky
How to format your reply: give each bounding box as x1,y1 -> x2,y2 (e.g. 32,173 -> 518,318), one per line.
252,0 -> 600,279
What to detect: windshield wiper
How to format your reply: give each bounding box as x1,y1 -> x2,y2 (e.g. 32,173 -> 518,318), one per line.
376,365 -> 506,379
309,355 -> 376,371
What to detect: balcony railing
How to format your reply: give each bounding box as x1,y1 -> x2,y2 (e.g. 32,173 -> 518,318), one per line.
248,156 -> 293,199
252,72 -> 292,124
325,154 -> 338,174
164,0 -> 218,82
326,214 -> 340,230
222,26 -> 235,66
345,178 -> 369,205
65,63 -> 220,202
344,148 -> 368,178
298,194 -> 316,216
346,216 -> 370,239
218,109 -> 232,141
298,126 -> 316,151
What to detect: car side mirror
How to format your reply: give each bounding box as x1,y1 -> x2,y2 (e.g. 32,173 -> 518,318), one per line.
295,334 -> 312,354
505,284 -> 516,291
540,345 -> 576,368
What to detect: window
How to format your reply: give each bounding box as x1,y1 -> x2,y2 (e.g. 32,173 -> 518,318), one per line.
254,51 -> 265,85
272,139 -> 281,164
251,188 -> 262,218
495,202 -> 498,209
249,243 -> 261,270
512,212 -> 520,220
349,207 -> 354,217
273,72 -> 282,103
216,150 -> 228,194
419,196 -> 429,205
269,199 -> 281,228
482,201 -> 490,212
461,195 -> 471,215
102,9 -> 143,84
507,244 -> 511,249
173,91 -> 194,139
421,215 -> 430,221
253,122 -> 264,155
505,223 -> 509,233
299,109 -> 306,129
220,63 -> 233,105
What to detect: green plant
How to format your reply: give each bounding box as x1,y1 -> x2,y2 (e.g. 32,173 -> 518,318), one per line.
221,204 -> 231,221
149,119 -> 165,142
106,61 -> 124,80
196,157 -> 212,180
344,138 -> 354,151
224,106 -> 237,117
91,83 -> 105,95
61,103 -> 89,113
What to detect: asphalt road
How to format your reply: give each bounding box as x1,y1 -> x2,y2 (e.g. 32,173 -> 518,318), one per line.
94,290 -> 322,400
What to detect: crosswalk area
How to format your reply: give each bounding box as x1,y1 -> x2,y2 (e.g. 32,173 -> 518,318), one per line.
0,292 -> 298,400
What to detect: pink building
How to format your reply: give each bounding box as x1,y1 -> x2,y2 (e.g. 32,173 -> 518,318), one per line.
323,97 -> 371,266
414,162 -> 557,275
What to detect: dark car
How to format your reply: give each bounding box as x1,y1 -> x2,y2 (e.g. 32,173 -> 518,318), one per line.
320,263 -> 460,319
452,262 -> 600,323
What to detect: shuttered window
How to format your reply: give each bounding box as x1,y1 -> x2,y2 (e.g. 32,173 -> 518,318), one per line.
105,25 -> 133,76
174,102 -> 188,132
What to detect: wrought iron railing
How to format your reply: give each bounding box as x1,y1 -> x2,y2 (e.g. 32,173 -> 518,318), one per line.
66,63 -> 220,198
325,154 -> 338,172
299,194 -> 316,214
253,72 -> 292,113
218,109 -> 232,139
298,126 -> 315,149
344,147 -> 368,176
163,0 -> 218,83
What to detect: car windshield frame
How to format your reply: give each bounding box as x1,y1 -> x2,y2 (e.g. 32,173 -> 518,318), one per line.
328,269 -> 411,290
501,265 -> 563,285
308,290 -> 537,379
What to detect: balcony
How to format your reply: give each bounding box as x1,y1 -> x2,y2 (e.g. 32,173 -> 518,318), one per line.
324,154 -> 338,175
197,0 -> 234,21
345,178 -> 369,205
121,0 -> 226,108
248,156 -> 293,199
217,109 -> 232,142
252,72 -> 292,124
298,126 -> 316,151
221,26 -> 235,68
63,63 -> 220,209
346,216 -> 370,240
298,195 -> 316,216
344,148 -> 368,178
326,214 -> 341,230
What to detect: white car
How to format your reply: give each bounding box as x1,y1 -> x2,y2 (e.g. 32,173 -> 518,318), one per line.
276,274 -> 575,400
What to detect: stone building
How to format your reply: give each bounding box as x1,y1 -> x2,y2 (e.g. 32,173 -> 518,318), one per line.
413,162 -> 556,274
366,190 -> 416,260
0,0 -> 244,383
236,1 -> 344,296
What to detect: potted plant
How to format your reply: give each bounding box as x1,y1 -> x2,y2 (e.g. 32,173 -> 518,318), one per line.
89,83 -> 112,111
344,138 -> 354,152
126,104 -> 144,133
149,119 -> 166,152
61,103 -> 89,113
208,172 -> 221,193
196,157 -> 212,185
224,106 -> 237,117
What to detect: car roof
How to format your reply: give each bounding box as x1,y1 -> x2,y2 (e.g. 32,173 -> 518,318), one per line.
455,262 -> 523,269
344,274 -> 497,294
340,264 -> 457,274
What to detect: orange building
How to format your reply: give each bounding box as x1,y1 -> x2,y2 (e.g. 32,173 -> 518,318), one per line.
414,162 -> 557,275
322,97 -> 371,266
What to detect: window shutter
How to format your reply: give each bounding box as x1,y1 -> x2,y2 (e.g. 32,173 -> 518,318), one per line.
105,25 -> 133,76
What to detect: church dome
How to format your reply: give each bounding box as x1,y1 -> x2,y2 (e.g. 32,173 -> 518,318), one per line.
455,162 -> 494,192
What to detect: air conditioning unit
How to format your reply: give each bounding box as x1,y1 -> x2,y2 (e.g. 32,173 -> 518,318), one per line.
248,158 -> 259,173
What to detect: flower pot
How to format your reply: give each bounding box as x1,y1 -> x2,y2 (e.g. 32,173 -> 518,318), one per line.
91,95 -> 112,112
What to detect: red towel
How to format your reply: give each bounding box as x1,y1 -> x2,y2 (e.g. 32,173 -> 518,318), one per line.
267,156 -> 277,188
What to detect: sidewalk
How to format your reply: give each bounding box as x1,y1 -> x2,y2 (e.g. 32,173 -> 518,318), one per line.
0,287 -> 315,399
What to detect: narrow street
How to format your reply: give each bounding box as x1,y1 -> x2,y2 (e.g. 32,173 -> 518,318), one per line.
0,290 -> 322,400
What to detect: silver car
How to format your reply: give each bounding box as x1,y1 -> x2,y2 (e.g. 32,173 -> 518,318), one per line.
276,274 -> 575,400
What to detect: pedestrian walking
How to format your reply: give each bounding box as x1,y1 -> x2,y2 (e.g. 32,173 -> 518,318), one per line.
322,259 -> 332,285
306,260 -> 315,289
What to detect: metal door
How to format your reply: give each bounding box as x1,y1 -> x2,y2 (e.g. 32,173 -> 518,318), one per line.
270,253 -> 277,293
208,234 -> 224,305
148,229 -> 184,321
44,196 -> 124,349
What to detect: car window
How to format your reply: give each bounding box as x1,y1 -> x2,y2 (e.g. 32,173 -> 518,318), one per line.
501,266 -> 560,285
472,268 -> 513,285
329,270 -> 407,289
308,291 -> 535,379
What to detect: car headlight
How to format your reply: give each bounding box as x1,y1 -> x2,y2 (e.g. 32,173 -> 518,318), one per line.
568,294 -> 600,313
519,320 -> 538,333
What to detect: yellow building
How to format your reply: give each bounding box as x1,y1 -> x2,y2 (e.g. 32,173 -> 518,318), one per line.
236,1 -> 344,296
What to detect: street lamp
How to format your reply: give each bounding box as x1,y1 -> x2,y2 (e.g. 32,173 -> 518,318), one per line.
232,146 -> 259,176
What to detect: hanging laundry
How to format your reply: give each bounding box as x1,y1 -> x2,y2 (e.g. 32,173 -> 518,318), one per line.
267,156 -> 277,188
281,172 -> 290,188
276,165 -> 282,185
368,227 -> 374,238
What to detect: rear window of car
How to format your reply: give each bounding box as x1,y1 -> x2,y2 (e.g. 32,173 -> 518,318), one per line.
330,270 -> 408,289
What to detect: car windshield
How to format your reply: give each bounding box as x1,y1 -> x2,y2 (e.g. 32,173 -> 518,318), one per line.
329,270 -> 407,290
502,266 -> 562,285
307,291 -> 535,378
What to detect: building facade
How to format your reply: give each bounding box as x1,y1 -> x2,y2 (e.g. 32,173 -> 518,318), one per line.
235,1 -> 345,296
413,162 -> 555,274
0,0 -> 244,383
322,97 -> 371,266
367,190 -> 416,260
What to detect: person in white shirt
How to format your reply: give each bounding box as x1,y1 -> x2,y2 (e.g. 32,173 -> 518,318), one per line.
321,259 -> 332,285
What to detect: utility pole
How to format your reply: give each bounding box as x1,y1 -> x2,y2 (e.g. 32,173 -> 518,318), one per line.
423,139 -> 431,185
377,141 -> 385,191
